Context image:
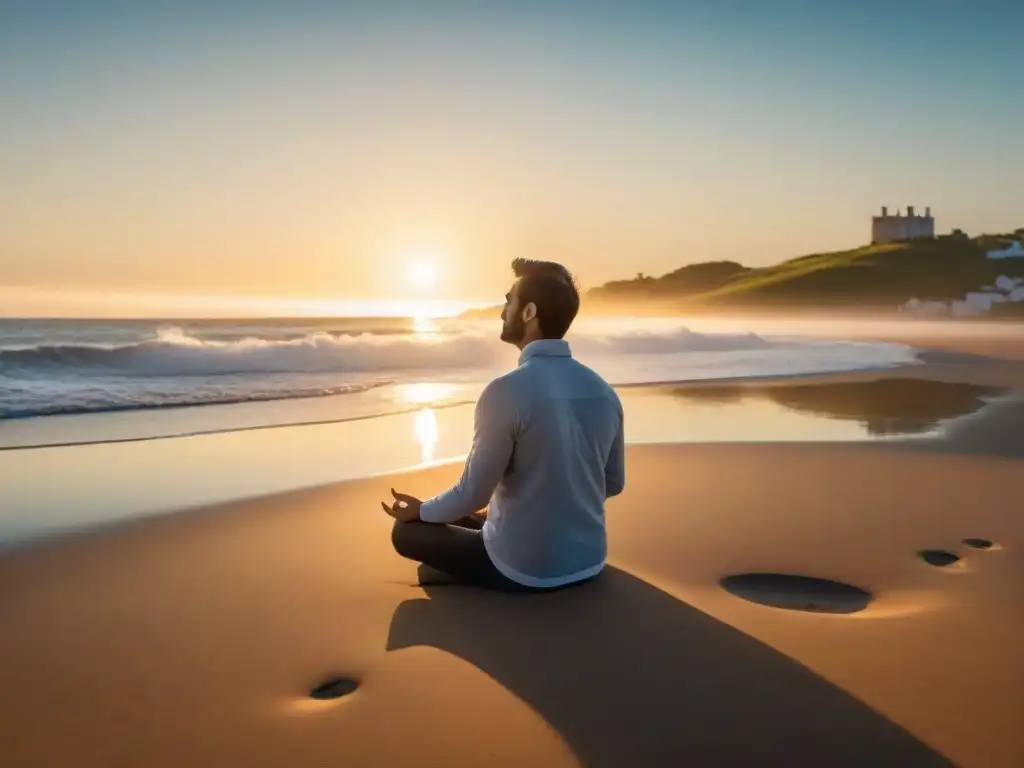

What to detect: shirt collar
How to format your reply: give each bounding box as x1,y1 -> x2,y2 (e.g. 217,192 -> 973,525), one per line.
518,339 -> 572,365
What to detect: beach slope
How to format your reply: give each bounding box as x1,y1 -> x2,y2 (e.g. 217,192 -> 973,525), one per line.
1,439 -> 1021,767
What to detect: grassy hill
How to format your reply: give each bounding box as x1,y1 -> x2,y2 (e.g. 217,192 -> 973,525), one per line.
587,231 -> 1024,312
589,261 -> 750,300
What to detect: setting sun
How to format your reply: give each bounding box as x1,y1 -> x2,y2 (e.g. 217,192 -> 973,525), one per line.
407,260 -> 439,290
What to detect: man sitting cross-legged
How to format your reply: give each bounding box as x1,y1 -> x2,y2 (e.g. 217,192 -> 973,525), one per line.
381,258 -> 625,593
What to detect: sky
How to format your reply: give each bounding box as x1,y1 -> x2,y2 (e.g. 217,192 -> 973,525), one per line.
2,0 -> 1022,317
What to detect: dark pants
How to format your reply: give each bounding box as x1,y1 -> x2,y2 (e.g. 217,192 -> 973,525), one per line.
391,514 -> 545,593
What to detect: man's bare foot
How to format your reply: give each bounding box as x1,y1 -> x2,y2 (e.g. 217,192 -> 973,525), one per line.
416,563 -> 460,586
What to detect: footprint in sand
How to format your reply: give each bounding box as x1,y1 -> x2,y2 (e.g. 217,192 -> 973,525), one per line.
721,542 -> 1000,616
719,573 -> 873,614
917,549 -> 961,567
918,539 -> 999,567
309,676 -> 360,700
961,538 -> 995,550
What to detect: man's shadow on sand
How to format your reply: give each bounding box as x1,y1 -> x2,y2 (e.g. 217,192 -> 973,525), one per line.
386,566 -> 952,768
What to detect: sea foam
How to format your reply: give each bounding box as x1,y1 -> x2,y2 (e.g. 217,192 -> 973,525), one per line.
0,321 -> 920,419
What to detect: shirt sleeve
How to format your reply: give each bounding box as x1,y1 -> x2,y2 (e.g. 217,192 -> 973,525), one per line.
418,381 -> 517,523
604,404 -> 625,498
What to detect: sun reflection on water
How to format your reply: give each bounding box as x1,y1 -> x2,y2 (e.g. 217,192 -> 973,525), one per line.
396,382 -> 459,406
413,408 -> 438,464
411,316 -> 440,337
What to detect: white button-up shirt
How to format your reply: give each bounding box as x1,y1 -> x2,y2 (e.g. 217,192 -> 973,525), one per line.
420,339 -> 625,587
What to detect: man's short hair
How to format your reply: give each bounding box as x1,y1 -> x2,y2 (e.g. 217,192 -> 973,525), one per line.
511,258 -> 580,339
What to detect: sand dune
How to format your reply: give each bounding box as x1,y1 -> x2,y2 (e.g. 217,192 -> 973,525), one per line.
1,435 -> 1021,767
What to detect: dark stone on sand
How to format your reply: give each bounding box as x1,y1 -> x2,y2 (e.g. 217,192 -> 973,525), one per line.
918,550 -> 960,567
309,676 -> 359,700
962,538 -> 993,550
719,573 -> 873,614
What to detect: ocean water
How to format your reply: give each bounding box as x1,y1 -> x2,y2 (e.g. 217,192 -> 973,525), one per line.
0,316 -> 920,441
0,316 -> 952,545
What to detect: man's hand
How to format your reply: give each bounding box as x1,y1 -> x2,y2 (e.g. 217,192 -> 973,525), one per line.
380,488 -> 423,523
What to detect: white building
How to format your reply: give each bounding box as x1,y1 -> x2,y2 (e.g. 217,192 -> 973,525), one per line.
901,298 -> 949,317
994,275 -> 1023,292
952,292 -> 1006,317
986,241 -> 1024,259
871,206 -> 935,244
902,274 -> 1024,317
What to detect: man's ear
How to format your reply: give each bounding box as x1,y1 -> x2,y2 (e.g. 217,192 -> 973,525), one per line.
521,302 -> 537,324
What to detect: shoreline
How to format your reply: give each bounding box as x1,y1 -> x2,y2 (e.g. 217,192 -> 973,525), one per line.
8,315 -> 1023,448
1,348 -> 1012,452
4,335 -> 1024,552
3,358 -> 1023,554
0,349 -> 937,451
0,399 -> 478,452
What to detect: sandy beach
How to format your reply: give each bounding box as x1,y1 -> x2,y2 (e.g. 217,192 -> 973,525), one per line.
2,332 -> 1023,768
5,2 -> 1021,764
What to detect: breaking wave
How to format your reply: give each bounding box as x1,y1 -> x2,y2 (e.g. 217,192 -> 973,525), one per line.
0,325 -> 775,378
0,323 -> 919,420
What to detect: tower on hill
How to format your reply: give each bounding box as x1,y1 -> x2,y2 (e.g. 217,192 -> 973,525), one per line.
872,206 -> 935,244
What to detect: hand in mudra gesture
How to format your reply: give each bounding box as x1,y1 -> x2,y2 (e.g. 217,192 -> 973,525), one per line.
381,487 -> 422,522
